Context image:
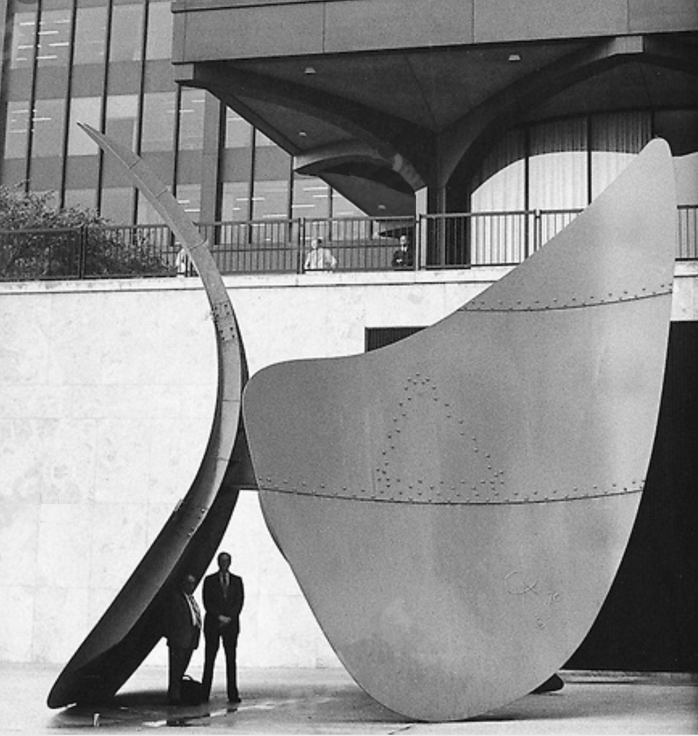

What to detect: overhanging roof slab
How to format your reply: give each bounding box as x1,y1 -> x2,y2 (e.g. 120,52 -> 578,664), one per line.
172,0 -> 698,65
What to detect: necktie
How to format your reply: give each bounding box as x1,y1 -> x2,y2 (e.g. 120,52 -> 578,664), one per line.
186,593 -> 201,628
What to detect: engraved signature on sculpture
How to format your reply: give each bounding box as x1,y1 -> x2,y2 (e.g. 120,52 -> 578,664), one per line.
505,571 -> 562,629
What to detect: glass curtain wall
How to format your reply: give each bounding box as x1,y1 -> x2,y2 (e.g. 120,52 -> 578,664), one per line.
0,0 -> 355,229
468,111 -> 654,264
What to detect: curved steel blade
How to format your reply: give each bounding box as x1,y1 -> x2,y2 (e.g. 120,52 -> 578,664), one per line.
48,125 -> 253,708
242,139 -> 676,721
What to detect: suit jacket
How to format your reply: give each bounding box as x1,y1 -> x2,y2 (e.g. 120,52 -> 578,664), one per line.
164,589 -> 201,650
203,572 -> 244,635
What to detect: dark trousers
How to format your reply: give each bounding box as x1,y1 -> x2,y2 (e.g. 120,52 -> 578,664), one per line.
201,626 -> 239,701
168,646 -> 194,704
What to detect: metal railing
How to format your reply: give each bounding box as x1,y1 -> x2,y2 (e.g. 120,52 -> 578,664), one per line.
1,206 -> 696,281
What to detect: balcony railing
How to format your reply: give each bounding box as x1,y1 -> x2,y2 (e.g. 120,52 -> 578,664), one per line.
1,206 -> 696,281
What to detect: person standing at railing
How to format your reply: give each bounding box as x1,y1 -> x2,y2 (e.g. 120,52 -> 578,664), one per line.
304,237 -> 337,271
391,235 -> 414,269
176,247 -> 196,276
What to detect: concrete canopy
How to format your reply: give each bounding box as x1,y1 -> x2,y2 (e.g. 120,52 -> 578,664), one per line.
172,1 -> 698,216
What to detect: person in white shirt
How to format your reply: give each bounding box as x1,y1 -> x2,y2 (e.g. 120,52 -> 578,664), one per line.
304,237 -> 337,271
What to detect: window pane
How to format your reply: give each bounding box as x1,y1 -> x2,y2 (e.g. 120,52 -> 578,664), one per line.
225,110 -> 252,149
221,181 -> 250,221
331,190 -> 364,218
137,194 -> 166,224
67,96 -> 102,155
36,8 -> 72,67
10,11 -> 37,69
529,118 -> 588,209
4,101 -> 31,159
65,188 -> 97,210
105,94 -> 138,148
109,4 -> 143,62
31,98 -> 65,157
470,129 -> 526,211
255,130 -> 276,147
176,184 -> 201,220
145,1 -> 172,60
252,180 -> 288,220
178,89 -> 206,150
591,111 -> 651,200
292,175 -> 329,219
73,5 -> 107,65
141,92 -> 176,152
101,187 -> 134,222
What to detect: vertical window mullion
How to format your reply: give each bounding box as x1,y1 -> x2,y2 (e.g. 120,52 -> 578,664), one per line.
214,101 -> 226,222
286,156 -> 293,221
96,0 -> 115,214
172,83 -> 182,199
59,0 -> 80,208
523,125 -> 530,212
586,115 -> 593,205
248,127 -> 256,222
132,0 -> 150,222
25,0 -> 43,191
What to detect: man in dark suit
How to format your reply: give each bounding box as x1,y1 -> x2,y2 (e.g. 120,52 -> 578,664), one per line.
164,573 -> 202,705
201,551 -> 244,703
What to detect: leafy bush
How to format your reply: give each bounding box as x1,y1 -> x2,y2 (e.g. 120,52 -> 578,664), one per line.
0,185 -> 173,279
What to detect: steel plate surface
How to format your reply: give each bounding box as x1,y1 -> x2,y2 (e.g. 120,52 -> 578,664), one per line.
242,140 -> 676,720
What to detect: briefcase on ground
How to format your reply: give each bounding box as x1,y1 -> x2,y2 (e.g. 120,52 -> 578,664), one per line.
180,675 -> 203,705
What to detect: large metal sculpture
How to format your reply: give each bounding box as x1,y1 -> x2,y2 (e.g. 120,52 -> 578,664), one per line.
47,124 -> 255,709
48,136 -> 675,721
242,139 -> 676,720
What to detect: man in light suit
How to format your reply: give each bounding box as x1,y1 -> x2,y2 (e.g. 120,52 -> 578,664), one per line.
164,573 -> 202,705
201,551 -> 244,703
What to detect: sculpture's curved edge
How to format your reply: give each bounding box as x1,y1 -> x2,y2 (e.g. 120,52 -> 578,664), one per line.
47,126 -> 254,708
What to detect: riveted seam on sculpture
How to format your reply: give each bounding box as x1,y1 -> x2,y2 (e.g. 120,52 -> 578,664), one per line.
459,287 -> 673,313
257,485 -> 644,505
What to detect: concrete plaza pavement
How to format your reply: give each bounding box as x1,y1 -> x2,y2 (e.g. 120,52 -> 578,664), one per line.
1,664 -> 696,735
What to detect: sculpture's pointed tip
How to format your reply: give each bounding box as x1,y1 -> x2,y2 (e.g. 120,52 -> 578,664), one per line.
646,136 -> 671,155
76,121 -> 103,145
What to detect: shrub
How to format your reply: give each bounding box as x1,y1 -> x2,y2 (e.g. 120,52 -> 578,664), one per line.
0,185 -> 172,279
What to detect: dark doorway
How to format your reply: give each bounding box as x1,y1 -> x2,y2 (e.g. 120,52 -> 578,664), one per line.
365,326 -> 425,352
